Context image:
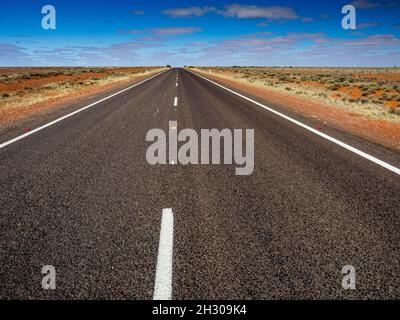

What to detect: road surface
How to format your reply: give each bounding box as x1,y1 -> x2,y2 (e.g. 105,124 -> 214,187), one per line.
0,68 -> 399,299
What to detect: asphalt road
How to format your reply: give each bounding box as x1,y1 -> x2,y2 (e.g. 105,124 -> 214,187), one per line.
0,68 -> 399,299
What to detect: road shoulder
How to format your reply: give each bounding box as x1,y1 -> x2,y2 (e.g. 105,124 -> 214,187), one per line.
0,69 -> 166,143
189,68 -> 400,153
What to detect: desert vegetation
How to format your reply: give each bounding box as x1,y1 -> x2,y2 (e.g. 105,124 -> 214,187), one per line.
193,67 -> 400,123
0,67 -> 163,116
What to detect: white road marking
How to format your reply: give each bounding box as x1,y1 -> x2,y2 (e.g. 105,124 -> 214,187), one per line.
176,82 -> 178,87
153,208 -> 174,300
188,70 -> 400,176
0,70 -> 168,150
174,97 -> 178,107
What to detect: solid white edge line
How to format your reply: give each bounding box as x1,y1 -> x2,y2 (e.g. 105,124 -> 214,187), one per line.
188,70 -> 400,176
153,208 -> 174,300
174,96 -> 178,107
0,70 -> 169,150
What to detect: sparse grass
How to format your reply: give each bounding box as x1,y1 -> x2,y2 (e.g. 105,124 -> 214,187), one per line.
0,67 -> 165,113
193,66 -> 400,123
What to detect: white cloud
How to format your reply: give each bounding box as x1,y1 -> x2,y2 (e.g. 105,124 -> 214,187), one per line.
357,22 -> 380,29
342,34 -> 400,46
148,27 -> 202,36
302,17 -> 315,23
162,6 -> 215,18
190,32 -> 400,67
257,22 -> 269,27
121,27 -> 202,37
190,41 -> 207,47
130,10 -> 144,15
0,43 -> 31,65
219,4 -> 299,21
350,0 -> 381,9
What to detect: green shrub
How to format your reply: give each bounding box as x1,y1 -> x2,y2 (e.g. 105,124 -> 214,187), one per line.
388,108 -> 400,115
328,84 -> 340,91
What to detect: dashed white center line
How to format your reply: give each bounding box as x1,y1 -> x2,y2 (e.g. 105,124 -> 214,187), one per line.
153,208 -> 174,300
174,96 -> 178,107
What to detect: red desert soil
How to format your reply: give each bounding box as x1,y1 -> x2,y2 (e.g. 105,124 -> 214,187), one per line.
358,73 -> 400,81
0,73 -> 108,92
0,73 -> 156,126
193,70 -> 400,152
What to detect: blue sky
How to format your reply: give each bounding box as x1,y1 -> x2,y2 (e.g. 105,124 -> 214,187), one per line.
1,0 -> 399,66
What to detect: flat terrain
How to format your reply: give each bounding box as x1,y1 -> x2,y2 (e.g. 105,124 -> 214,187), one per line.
0,68 -> 399,299
194,67 -> 400,122
0,67 -> 163,124
193,67 -> 400,151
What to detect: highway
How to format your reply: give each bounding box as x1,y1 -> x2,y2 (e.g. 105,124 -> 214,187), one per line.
0,68 -> 399,299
